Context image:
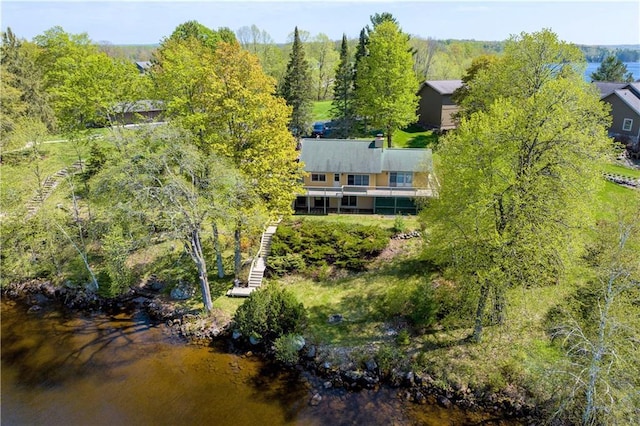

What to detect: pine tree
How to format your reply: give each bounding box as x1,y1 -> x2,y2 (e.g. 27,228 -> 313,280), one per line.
353,28 -> 368,94
590,55 -> 634,82
330,34 -> 355,138
280,27 -> 312,138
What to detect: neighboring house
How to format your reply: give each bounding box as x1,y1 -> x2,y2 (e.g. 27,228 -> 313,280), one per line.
135,61 -> 152,73
417,80 -> 463,132
595,82 -> 640,144
295,137 -> 434,215
110,100 -> 165,125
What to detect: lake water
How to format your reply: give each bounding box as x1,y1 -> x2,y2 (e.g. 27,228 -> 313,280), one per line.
1,301 -> 516,425
584,62 -> 640,81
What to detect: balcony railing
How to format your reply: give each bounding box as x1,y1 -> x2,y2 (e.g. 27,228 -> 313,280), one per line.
301,185 -> 434,198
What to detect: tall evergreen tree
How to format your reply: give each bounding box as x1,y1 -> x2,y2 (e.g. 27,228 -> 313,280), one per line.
280,27 -> 312,138
353,28 -> 368,94
330,34 -> 355,138
590,55 -> 634,82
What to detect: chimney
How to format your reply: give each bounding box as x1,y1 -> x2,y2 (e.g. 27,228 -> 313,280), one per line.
374,133 -> 384,148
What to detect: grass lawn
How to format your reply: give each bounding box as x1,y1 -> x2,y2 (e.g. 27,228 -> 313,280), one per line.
392,124 -> 439,149
296,213 -> 421,233
601,162 -> 640,178
312,101 -> 332,122
1,141 -> 91,214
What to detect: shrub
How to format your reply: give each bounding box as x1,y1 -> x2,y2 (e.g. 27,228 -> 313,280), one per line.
233,283 -> 307,342
273,333 -> 305,365
268,219 -> 389,275
375,344 -> 403,376
409,280 -> 438,329
396,329 -> 411,346
392,214 -> 407,233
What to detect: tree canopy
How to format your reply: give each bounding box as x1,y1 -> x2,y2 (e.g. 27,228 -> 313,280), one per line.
423,29 -> 612,342
590,55 -> 634,82
354,20 -> 419,147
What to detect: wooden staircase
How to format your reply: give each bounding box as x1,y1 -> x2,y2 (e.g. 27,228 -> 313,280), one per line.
227,222 -> 279,297
25,161 -> 84,219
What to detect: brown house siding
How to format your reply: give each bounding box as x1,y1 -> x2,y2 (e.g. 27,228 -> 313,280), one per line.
417,81 -> 462,131
418,85 -> 443,129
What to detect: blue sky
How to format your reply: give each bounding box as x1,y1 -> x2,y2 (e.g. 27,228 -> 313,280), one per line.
2,1 -> 639,46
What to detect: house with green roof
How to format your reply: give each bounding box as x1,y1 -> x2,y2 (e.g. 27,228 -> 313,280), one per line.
296,137 -> 434,215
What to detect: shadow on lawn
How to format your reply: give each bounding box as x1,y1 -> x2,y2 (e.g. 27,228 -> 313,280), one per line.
400,124 -> 440,149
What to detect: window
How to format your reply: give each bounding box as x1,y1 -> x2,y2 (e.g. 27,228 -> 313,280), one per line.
341,196 -> 357,207
389,172 -> 413,187
622,118 -> 633,132
334,174 -> 340,182
311,173 -> 326,182
347,174 -> 369,186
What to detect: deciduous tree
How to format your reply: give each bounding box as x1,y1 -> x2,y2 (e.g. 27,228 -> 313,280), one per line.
423,30 -> 612,342
548,196 -> 640,425
354,20 -> 419,147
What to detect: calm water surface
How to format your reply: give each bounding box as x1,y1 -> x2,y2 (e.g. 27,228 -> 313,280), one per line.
1,301 -> 513,426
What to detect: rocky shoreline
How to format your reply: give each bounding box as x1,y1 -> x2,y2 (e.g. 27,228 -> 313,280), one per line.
2,279 -> 540,424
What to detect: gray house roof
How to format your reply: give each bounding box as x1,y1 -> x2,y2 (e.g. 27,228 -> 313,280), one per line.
421,80 -> 464,95
594,82 -> 628,97
611,89 -> 640,115
135,61 -> 152,72
299,139 -> 432,173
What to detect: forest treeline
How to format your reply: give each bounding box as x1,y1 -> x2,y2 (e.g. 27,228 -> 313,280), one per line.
100,30 -> 639,97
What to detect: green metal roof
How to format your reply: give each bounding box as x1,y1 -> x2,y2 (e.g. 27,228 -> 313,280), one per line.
299,139 -> 432,173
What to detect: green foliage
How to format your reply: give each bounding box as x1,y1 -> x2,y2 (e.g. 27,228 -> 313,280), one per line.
101,225 -> 133,297
409,280 -> 438,329
590,55 -> 634,82
391,214 -> 406,233
375,344 -> 403,376
167,20 -> 236,51
395,329 -> 410,346
233,283 -> 307,342
279,27 -> 313,138
273,333 -> 304,365
545,199 -> 640,425
34,26 -> 143,132
354,20 -> 419,147
424,29 -> 612,342
269,219 -> 389,275
330,34 -> 355,138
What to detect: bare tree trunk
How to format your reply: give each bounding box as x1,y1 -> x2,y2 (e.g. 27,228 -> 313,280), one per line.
491,286 -> 506,325
234,223 -> 241,281
212,221 -> 224,278
56,222 -> 98,290
187,228 -> 213,313
472,282 -> 489,343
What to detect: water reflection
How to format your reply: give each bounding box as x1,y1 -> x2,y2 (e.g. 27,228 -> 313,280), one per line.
1,301 -> 517,425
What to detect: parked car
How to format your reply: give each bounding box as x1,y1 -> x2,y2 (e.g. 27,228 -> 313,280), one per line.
311,121 -> 328,137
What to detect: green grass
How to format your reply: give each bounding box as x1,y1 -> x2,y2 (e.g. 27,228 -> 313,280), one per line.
296,213 -> 421,232
281,247 -> 427,346
312,101 -> 332,122
601,162 -> 640,178
392,124 -> 439,149
1,142 -> 91,215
